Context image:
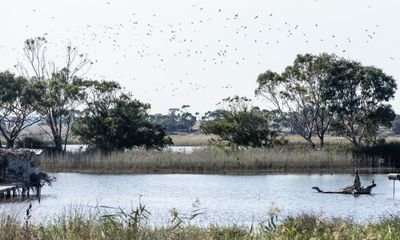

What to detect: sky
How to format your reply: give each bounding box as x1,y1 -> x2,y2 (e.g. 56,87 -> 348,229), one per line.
1,0 -> 399,114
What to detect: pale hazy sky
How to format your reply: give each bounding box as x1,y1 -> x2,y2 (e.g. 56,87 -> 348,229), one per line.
1,0 -> 399,114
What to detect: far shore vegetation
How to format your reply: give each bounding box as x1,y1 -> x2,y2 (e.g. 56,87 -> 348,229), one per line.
34,142 -> 400,174
1,38 -> 400,174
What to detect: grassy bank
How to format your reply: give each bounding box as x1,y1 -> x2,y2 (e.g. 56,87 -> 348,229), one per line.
1,206 -> 400,240
169,134 -> 214,146
34,147 -> 391,174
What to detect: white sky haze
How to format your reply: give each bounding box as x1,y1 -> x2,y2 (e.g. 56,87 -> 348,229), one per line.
1,0 -> 399,114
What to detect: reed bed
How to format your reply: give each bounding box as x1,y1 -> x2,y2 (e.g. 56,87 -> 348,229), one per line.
170,134 -> 214,146
169,134 -> 357,146
1,204 -> 400,240
33,147 -> 373,174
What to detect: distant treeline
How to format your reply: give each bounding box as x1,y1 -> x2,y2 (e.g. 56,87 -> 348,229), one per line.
149,105 -> 198,134
0,38 -> 398,153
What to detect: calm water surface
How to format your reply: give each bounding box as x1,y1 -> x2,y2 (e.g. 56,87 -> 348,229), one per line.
1,173 -> 400,224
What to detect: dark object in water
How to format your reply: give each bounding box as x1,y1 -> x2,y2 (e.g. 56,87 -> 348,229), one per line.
0,149 -> 55,200
388,173 -> 400,181
312,171 -> 376,195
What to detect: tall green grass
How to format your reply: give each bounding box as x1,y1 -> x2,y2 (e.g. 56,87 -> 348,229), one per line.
32,147 -> 379,174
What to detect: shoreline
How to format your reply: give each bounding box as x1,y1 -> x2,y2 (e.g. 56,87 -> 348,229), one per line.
44,167 -> 398,175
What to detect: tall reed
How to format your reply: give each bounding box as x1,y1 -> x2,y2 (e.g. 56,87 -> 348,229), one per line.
34,147 -> 369,174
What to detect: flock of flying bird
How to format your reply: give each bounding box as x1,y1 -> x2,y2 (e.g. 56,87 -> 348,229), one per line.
0,1 -> 397,101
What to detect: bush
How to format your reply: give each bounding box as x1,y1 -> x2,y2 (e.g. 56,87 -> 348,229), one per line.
16,137 -> 46,149
200,96 -> 284,148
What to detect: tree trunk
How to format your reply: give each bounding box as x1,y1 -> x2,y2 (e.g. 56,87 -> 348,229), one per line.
54,135 -> 63,153
351,135 -> 361,148
306,138 -> 316,148
319,135 -> 324,149
6,139 -> 15,149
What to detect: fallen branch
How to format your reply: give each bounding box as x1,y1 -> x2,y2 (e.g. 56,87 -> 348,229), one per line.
312,171 -> 376,195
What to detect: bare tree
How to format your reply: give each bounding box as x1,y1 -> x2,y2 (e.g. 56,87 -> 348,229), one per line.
19,37 -> 91,152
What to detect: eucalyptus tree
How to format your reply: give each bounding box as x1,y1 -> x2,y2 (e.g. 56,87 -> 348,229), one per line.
326,58 -> 396,146
73,80 -> 172,151
176,105 -> 197,133
0,71 -> 40,148
200,96 -> 280,148
256,53 -> 397,148
19,37 -> 91,152
256,53 -> 336,148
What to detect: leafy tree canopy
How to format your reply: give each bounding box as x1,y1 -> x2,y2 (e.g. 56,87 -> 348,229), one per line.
326,57 -> 397,146
256,53 -> 397,147
0,71 -> 40,148
73,81 -> 172,151
256,53 -> 336,148
200,96 -> 284,148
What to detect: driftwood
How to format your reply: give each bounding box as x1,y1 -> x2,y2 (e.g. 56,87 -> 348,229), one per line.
312,171 -> 376,195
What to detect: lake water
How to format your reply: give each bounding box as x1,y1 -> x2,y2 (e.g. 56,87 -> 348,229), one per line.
1,173 -> 400,225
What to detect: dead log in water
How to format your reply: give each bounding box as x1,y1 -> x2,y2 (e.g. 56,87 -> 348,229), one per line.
312,171 -> 376,195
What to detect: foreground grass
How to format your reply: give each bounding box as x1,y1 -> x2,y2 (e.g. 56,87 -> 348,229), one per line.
34,146 -> 389,174
1,206 -> 400,240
